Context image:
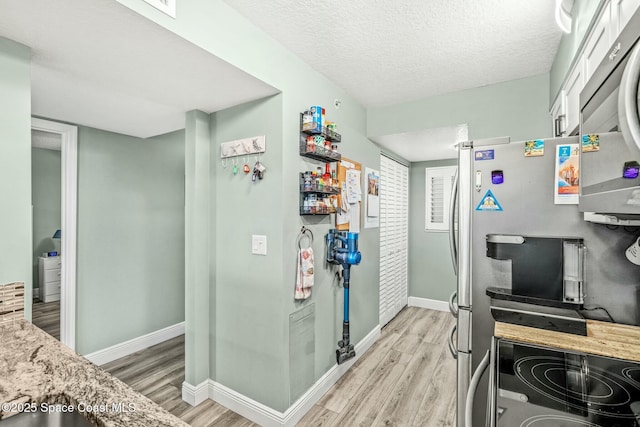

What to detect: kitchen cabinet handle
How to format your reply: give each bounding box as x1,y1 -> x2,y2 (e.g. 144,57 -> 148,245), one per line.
448,324 -> 458,359
448,291 -> 459,318
465,350 -> 491,427
449,168 -> 458,275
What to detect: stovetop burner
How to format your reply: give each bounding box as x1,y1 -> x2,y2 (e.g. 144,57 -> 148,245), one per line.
623,367 -> 640,389
520,414 -> 601,427
514,355 -> 640,419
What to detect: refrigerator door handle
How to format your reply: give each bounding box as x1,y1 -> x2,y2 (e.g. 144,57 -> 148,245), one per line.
449,291 -> 459,318
448,324 -> 458,359
465,350 -> 491,427
449,168 -> 458,275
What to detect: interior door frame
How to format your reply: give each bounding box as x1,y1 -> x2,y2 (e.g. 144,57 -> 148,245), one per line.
31,118 -> 77,350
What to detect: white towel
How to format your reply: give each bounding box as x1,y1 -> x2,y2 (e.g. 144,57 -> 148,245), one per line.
295,248 -> 314,299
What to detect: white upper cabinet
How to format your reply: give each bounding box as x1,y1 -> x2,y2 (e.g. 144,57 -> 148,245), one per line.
551,0 -> 639,133
610,0 -> 640,34
583,4 -> 612,81
565,57 -> 584,135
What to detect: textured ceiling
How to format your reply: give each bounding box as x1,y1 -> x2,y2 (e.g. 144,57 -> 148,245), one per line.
371,125 -> 468,162
223,0 -> 562,108
0,0 -> 278,138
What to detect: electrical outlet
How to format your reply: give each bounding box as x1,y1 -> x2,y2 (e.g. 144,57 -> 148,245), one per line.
252,235 -> 267,255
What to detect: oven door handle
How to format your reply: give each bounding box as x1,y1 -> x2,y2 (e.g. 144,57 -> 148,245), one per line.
619,38 -> 640,152
465,350 -> 491,427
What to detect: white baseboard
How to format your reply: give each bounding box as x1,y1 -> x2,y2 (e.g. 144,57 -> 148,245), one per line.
33,288 -> 39,299
408,296 -> 449,312
181,325 -> 381,427
84,322 -> 185,366
182,379 -> 209,407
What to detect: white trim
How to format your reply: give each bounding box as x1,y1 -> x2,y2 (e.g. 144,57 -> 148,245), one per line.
181,379 -> 209,407
408,296 -> 449,312
31,118 -> 78,351
181,326 -> 381,427
84,322 -> 185,366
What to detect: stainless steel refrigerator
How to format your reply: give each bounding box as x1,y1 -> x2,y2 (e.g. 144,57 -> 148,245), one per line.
448,135 -> 640,426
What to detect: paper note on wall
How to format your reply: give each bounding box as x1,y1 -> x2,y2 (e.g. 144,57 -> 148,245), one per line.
349,203 -> 360,233
346,169 -> 362,203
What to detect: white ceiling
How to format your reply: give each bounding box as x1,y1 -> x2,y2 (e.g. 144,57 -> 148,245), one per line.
223,0 -> 564,160
371,124 -> 468,162
0,0 -> 565,160
0,0 -> 278,138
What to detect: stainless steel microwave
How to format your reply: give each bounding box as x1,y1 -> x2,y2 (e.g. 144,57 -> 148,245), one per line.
580,7 -> 640,221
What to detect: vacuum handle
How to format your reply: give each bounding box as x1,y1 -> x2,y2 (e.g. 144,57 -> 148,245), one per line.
448,324 -> 458,359
449,169 -> 458,275
465,350 -> 491,427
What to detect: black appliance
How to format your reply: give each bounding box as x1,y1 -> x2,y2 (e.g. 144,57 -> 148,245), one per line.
495,340 -> 640,426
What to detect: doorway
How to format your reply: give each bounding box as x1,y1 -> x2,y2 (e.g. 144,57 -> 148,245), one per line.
379,154 -> 409,327
31,118 -> 78,350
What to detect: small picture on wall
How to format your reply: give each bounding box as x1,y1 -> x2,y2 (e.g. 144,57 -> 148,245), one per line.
364,167 -> 380,228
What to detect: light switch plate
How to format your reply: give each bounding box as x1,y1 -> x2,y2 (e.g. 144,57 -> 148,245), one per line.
252,235 -> 267,255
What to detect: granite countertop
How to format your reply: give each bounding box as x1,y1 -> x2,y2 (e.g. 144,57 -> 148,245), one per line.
0,320 -> 189,426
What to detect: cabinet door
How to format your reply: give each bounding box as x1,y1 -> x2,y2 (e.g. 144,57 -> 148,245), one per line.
583,3 -> 612,81
565,58 -> 584,136
611,0 -> 640,35
551,90 -> 567,137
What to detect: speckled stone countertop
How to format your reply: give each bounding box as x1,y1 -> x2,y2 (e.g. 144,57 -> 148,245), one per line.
0,320 -> 189,426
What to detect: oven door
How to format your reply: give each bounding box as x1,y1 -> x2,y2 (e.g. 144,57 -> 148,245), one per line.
495,339 -> 640,426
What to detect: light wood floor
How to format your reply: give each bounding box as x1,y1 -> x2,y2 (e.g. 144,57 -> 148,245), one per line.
32,299 -> 60,340
102,307 -> 456,427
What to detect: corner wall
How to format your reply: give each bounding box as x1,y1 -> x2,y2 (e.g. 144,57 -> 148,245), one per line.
31,148 -> 62,290
75,126 -> 185,355
0,37 -> 32,318
409,159 -> 457,302
367,73 -> 552,142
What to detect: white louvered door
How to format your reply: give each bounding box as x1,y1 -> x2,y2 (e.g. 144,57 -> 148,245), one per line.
379,155 -> 409,327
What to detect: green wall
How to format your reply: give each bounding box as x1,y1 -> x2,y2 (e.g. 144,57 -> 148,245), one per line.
0,37 -> 32,319
75,126 -> 185,355
31,148 -> 62,289
549,0 -> 605,104
367,73 -> 552,142
212,95 -> 287,410
409,159 -> 457,302
116,0 -> 382,412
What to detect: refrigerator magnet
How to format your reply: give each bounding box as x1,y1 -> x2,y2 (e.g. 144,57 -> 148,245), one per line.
476,189 -> 503,211
475,149 -> 494,161
554,144 -> 580,205
582,134 -> 600,152
524,139 -> 544,157
491,170 -> 504,184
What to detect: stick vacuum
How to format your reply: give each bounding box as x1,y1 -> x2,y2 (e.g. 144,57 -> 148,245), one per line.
326,229 -> 362,364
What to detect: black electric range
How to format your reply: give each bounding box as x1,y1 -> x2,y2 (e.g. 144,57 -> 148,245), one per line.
496,339 -> 640,426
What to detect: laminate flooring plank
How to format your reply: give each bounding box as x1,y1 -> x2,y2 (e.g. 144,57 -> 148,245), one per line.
422,311 -> 455,345
205,409 -> 260,427
32,300 -> 60,340
412,344 -> 457,427
296,405 -> 339,427
381,306 -> 417,337
327,350 -> 413,427
102,336 -> 184,374
317,331 -> 402,413
371,341 -> 443,427
179,399 -> 227,427
144,383 -> 182,408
